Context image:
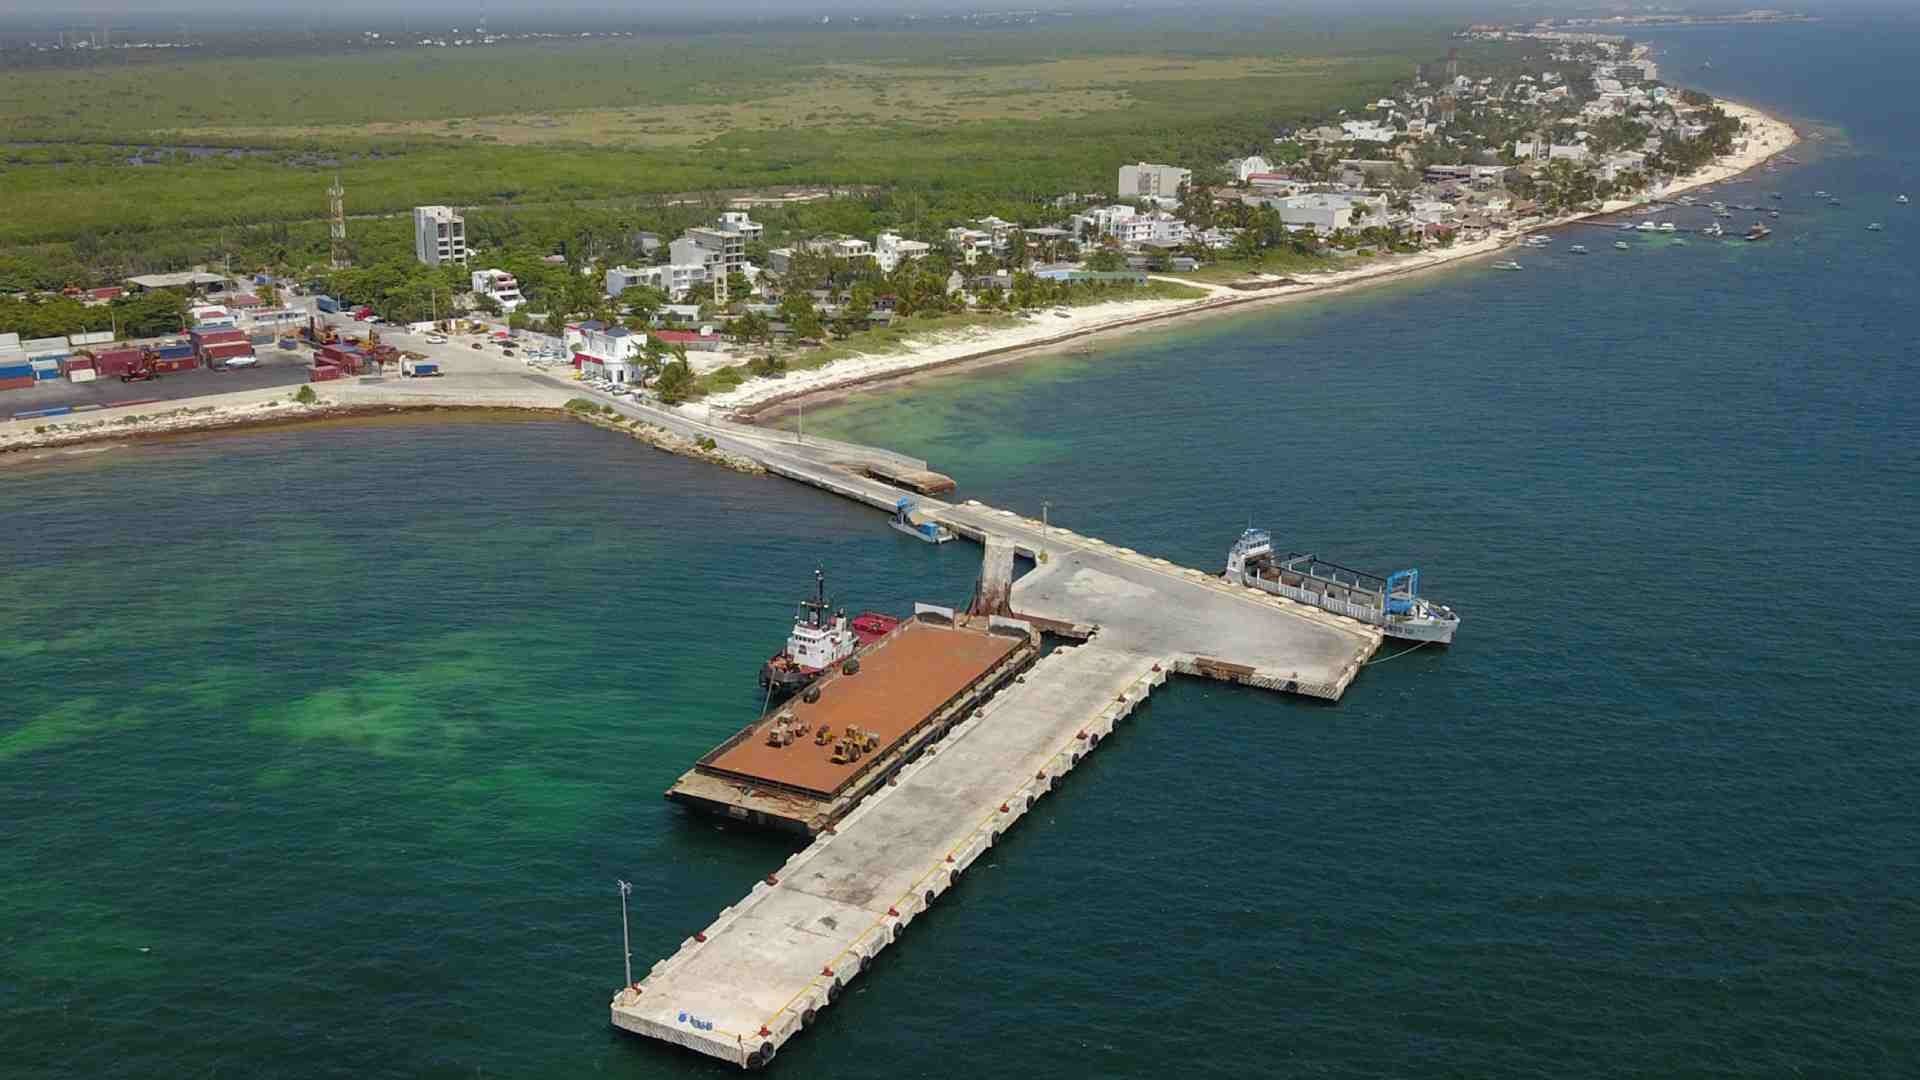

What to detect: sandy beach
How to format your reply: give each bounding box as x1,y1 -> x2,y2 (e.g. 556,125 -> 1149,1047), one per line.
706,98 -> 1798,422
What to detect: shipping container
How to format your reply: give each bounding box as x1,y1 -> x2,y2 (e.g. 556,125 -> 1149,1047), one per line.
64,355 -> 95,371
151,358 -> 197,374
316,296 -> 341,314
402,360 -> 441,377
155,344 -> 196,360
309,364 -> 343,382
23,336 -> 68,356
67,330 -> 115,347
190,329 -> 246,345
93,349 -> 141,377
0,362 -> 33,380
0,375 -> 35,391
68,367 -> 98,383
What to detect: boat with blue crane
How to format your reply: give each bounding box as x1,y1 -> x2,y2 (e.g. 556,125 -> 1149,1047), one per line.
889,497 -> 955,544
1223,528 -> 1459,643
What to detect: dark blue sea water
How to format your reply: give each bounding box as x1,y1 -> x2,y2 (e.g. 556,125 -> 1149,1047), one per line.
4,19 -> 1918,1079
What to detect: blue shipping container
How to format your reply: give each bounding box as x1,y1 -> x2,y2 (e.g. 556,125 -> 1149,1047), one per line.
34,368 -> 60,381
12,405 -> 73,420
0,363 -> 33,379
157,345 -> 196,359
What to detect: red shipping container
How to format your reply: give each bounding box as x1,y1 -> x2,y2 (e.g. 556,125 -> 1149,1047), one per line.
64,356 -> 95,371
94,348 -> 142,376
0,375 -> 34,391
191,328 -> 247,344
309,364 -> 342,382
205,342 -> 254,358
151,358 -> 196,373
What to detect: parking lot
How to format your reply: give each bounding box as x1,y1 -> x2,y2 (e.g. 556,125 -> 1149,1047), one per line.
8,345 -> 316,414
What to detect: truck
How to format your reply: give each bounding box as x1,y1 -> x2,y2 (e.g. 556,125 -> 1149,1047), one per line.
315,295 -> 341,314
401,359 -> 441,378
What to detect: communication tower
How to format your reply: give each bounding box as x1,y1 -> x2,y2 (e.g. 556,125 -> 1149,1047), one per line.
328,175 -> 349,270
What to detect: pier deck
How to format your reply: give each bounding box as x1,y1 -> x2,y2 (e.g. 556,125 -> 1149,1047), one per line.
593,389 -> 1387,1067
613,643 -> 1163,1068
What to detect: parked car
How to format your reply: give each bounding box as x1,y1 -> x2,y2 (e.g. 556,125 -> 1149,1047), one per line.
425,334 -> 448,345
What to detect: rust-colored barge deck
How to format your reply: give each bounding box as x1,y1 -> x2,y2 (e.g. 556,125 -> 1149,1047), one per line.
666,610 -> 1037,834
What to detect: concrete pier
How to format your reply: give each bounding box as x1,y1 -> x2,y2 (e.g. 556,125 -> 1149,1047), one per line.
592,388 -> 1386,1067
612,642 -> 1168,1068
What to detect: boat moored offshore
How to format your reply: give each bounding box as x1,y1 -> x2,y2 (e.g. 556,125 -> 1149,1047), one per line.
1224,529 -> 1459,644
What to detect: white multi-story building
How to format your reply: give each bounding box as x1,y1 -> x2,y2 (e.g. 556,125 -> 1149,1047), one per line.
1070,204 -> 1139,239
606,263 -> 708,301
1270,194 -> 1361,235
715,211 -> 764,242
1118,161 -> 1192,199
470,269 -> 524,311
946,226 -> 996,265
413,206 -> 468,267
875,232 -> 931,272
670,227 -> 746,284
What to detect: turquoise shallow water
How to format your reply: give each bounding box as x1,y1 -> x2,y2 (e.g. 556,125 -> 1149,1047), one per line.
5,19 -> 1920,1078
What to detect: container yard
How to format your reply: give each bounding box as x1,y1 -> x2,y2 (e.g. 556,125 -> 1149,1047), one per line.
667,610 -> 1037,834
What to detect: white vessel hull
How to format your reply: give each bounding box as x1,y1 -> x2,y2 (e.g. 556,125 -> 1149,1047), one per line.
1228,570 -> 1457,643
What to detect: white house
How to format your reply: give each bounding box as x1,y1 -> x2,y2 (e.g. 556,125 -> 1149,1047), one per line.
946,226 -> 996,264
1228,155 -> 1274,182
875,232 -> 931,273
567,320 -> 644,383
471,269 -> 525,312
1340,120 -> 1397,144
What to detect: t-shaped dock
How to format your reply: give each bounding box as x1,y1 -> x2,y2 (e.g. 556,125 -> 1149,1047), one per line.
600,399 -> 1384,1068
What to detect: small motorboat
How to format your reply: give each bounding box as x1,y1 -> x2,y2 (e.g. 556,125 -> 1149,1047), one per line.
1492,260 -> 1524,271
1900,195 -> 1912,204
1659,222 -> 1677,232
1620,222 -> 1637,231
1867,222 -> 1884,231
1614,241 -> 1631,250
889,497 -> 955,544
1569,244 -> 1589,254
1636,220 -> 1659,232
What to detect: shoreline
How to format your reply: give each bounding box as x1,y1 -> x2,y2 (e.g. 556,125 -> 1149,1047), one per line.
725,97 -> 1798,426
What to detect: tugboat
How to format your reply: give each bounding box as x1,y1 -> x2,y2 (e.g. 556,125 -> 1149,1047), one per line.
1224,529 -> 1459,644
758,568 -> 900,699
1746,221 -> 1773,241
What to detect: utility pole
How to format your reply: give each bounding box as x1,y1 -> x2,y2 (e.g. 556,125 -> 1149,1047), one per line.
617,880 -> 633,989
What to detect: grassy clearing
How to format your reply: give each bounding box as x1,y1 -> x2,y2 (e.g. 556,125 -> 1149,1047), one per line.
1163,250 -> 1332,283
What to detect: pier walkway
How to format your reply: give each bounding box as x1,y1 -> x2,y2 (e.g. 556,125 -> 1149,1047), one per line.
581,382 -> 1384,1066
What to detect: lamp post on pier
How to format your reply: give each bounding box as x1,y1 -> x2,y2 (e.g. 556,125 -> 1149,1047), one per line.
617,879 -> 634,989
